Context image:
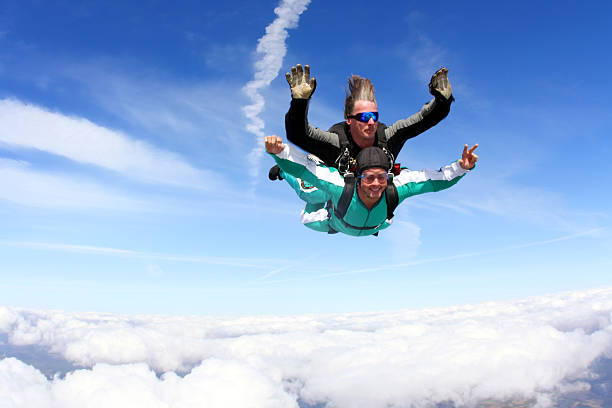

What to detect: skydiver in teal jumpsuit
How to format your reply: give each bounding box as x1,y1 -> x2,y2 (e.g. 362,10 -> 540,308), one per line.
265,135 -> 478,237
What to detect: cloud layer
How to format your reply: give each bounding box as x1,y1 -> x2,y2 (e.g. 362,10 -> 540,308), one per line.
1,287 -> 611,407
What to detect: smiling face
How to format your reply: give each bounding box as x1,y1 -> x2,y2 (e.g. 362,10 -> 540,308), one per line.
347,100 -> 378,149
357,167 -> 388,206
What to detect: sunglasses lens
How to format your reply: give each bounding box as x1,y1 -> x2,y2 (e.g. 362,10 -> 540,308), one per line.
352,112 -> 378,123
362,112 -> 377,122
362,173 -> 387,183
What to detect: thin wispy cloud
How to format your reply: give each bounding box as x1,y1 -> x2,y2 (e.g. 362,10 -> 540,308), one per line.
67,65 -> 248,146
0,98 -> 216,189
242,0 -> 311,182
393,12 -> 448,83
264,228 -> 606,283
407,32 -> 448,83
454,178 -> 603,232
398,169 -> 604,233
328,227 -> 606,277
0,240 -> 289,270
0,159 -> 146,210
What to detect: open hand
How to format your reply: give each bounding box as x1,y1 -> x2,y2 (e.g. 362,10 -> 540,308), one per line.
459,144 -> 479,169
285,64 -> 317,99
429,67 -> 453,100
264,135 -> 285,154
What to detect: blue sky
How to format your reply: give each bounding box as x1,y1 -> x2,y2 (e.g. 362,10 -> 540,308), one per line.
0,0 -> 611,315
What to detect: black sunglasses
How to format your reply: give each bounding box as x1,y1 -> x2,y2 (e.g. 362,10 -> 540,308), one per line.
348,111 -> 378,123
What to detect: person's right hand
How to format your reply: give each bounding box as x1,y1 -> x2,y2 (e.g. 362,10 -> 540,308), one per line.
264,135 -> 285,154
285,64 -> 317,99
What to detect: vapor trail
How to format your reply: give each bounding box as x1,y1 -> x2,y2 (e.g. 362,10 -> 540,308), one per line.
242,0 -> 311,183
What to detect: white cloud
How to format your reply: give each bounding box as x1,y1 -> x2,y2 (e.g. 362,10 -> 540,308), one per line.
1,287 -> 611,407
0,98 -> 216,189
1,359 -> 297,408
0,159 -> 146,210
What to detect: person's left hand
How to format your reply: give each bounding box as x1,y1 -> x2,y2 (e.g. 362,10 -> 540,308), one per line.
429,67 -> 453,101
264,135 -> 285,154
459,144 -> 479,169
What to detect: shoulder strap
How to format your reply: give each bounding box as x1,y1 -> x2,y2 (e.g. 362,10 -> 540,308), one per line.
329,123 -> 353,174
334,173 -> 356,220
375,123 -> 387,149
386,174 -> 399,220
374,123 -> 396,168
328,122 -> 350,149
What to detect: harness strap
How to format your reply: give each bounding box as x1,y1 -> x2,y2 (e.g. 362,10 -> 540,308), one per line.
375,125 -> 387,149
334,172 -> 355,220
334,130 -> 352,174
334,213 -> 389,231
326,200 -> 338,234
330,172 -> 399,233
385,174 -> 399,220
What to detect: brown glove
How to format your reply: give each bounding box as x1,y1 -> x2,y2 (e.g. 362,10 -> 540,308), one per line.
285,64 -> 317,99
429,67 -> 453,101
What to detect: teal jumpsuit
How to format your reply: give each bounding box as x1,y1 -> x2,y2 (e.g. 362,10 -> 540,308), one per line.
271,145 -> 470,237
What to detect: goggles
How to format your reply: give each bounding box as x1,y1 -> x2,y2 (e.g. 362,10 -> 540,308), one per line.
358,173 -> 388,184
348,111 -> 378,123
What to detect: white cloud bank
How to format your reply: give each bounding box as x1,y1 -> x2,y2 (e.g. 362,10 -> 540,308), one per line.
1,287 -> 612,407
0,98 -> 215,189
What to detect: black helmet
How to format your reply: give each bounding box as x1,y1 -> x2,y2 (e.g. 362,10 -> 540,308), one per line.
355,147 -> 391,175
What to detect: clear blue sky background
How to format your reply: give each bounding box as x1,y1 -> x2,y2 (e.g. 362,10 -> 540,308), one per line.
0,0 -> 610,315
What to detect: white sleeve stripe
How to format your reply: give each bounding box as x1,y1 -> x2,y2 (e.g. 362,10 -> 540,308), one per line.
276,145 -> 344,187
394,161 -> 467,185
301,208 -> 329,224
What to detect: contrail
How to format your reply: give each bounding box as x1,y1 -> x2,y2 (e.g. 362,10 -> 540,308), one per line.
242,0 -> 311,183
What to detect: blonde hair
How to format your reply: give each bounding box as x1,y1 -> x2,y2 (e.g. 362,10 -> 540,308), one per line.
344,75 -> 377,119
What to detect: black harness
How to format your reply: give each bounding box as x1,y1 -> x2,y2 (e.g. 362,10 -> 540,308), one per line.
327,172 -> 399,236
325,122 -> 399,236
328,122 -> 393,174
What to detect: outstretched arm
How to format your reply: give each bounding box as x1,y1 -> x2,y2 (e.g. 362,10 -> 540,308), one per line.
384,67 -> 455,158
394,144 -> 478,202
264,135 -> 345,194
284,64 -> 342,165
